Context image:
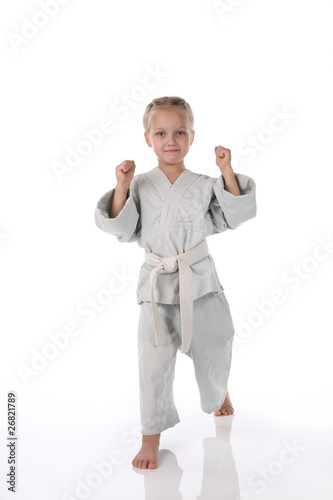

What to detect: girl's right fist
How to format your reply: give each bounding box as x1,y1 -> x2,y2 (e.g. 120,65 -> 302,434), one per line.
115,160 -> 136,188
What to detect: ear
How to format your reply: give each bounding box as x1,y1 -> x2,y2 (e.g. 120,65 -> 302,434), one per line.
144,132 -> 152,147
190,130 -> 195,145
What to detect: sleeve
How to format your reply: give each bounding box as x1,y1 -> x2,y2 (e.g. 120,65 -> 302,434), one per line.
94,177 -> 141,243
209,173 -> 257,231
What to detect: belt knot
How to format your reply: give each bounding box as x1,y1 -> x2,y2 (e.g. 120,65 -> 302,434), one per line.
161,257 -> 178,273
144,239 -> 210,354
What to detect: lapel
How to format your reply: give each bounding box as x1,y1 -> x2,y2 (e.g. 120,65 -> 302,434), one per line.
145,167 -> 198,228
144,166 -> 170,198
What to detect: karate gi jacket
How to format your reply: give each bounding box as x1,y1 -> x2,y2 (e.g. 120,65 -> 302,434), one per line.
94,166 -> 257,305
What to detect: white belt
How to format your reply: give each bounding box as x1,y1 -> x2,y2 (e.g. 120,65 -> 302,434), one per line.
144,239 -> 209,354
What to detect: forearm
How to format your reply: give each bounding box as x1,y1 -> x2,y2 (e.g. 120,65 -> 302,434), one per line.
221,168 -> 241,196
109,185 -> 129,218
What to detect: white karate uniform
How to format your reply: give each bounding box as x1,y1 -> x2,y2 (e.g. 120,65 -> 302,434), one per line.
94,166 -> 256,435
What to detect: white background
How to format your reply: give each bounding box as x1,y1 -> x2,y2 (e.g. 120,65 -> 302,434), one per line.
1,0 -> 332,499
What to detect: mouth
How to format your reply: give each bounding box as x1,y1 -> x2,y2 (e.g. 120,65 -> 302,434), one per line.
165,150 -> 179,153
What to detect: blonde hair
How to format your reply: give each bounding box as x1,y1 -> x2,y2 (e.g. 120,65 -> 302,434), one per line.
143,96 -> 194,134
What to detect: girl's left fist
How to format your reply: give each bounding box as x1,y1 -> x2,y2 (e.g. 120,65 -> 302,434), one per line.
215,145 -> 231,171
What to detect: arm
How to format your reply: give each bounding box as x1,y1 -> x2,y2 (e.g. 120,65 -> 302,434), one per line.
215,145 -> 240,196
208,145 -> 256,230
110,185 -> 129,218
220,167 -> 241,196
94,160 -> 140,242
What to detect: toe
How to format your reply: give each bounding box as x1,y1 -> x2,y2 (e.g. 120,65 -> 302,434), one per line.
142,459 -> 149,469
148,460 -> 158,469
221,406 -> 234,415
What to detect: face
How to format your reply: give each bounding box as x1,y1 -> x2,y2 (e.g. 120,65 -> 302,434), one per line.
144,109 -> 195,169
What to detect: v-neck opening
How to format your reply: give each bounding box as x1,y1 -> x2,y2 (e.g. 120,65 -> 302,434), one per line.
156,166 -> 189,186
144,166 -> 199,228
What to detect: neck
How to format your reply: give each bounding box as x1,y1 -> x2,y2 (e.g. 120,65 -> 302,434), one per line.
157,160 -> 186,173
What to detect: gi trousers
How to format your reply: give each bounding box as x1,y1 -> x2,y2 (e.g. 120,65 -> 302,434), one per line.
137,291 -> 235,435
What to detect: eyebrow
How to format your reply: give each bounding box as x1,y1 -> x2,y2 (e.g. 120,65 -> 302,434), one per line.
153,127 -> 187,130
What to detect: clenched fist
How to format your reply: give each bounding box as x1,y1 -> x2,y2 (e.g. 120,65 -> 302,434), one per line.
115,160 -> 136,189
215,146 -> 232,173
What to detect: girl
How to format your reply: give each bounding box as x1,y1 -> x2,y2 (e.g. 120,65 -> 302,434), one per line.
94,96 -> 257,470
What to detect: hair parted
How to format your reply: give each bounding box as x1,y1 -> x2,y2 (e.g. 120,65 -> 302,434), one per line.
143,96 -> 194,134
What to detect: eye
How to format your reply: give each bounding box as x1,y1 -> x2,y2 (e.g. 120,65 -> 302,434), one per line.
177,131 -> 185,135
156,132 -> 164,136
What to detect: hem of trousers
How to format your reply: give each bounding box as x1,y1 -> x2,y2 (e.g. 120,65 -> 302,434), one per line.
201,394 -> 228,414
141,416 -> 181,435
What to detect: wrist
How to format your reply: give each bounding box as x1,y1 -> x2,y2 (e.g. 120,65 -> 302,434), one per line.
115,183 -> 130,195
220,166 -> 234,178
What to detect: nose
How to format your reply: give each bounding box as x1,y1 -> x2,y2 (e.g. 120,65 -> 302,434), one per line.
166,135 -> 176,146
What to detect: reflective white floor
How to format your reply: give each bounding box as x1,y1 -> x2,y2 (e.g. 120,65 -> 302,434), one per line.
3,394 -> 332,500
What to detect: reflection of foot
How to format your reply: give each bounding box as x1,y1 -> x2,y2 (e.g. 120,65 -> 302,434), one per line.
132,433 -> 160,469
213,390 -> 234,416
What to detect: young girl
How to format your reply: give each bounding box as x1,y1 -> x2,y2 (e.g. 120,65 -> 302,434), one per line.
94,96 -> 256,470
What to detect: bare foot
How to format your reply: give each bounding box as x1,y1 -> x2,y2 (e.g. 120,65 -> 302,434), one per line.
214,390 -> 234,416
132,433 -> 160,469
